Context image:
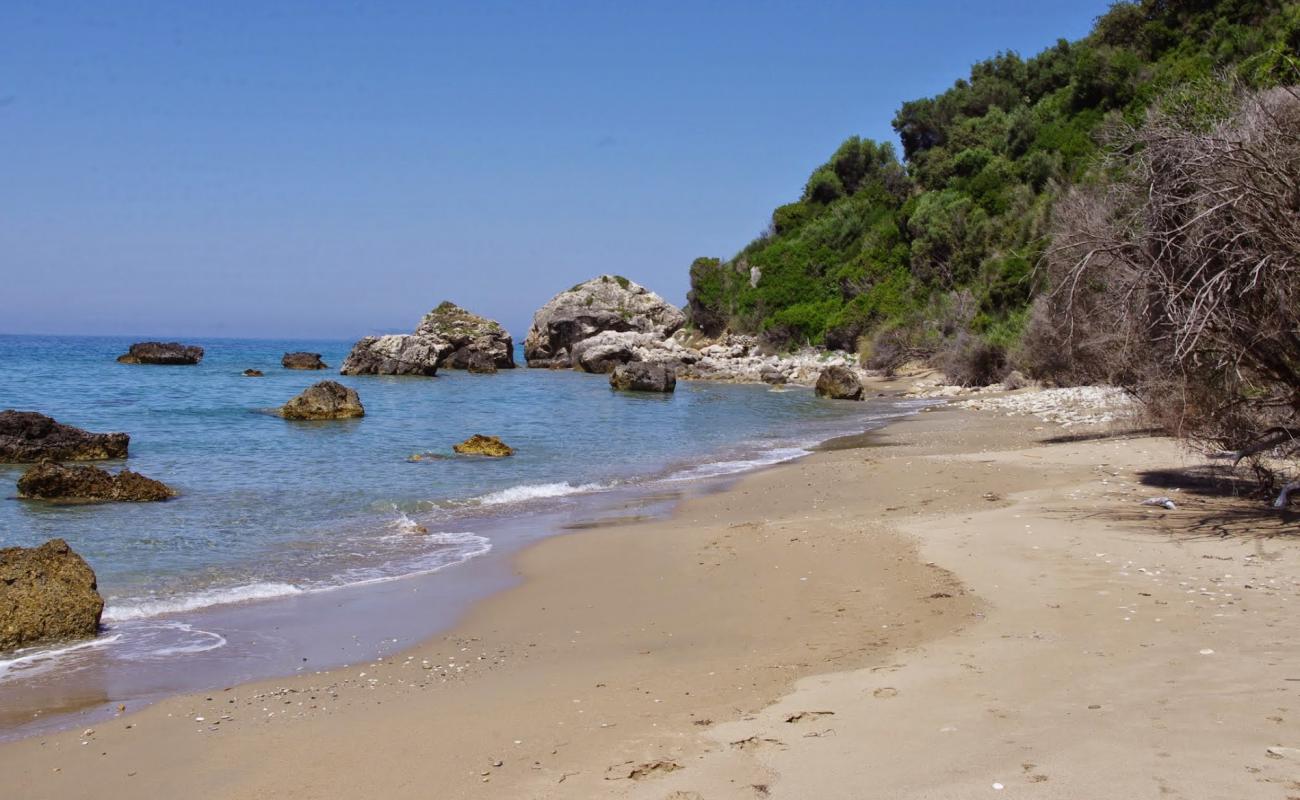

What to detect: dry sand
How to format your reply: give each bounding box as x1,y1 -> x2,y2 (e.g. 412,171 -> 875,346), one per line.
4,400 -> 1298,799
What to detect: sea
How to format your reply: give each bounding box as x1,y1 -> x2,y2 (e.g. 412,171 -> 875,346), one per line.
0,333 -> 925,735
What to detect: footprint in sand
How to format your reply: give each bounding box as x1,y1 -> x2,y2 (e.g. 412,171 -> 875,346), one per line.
873,687 -> 899,698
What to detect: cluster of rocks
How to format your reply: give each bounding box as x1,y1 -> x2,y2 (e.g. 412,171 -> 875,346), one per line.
521,275 -> 867,393
116,341 -> 204,365
341,302 -> 514,377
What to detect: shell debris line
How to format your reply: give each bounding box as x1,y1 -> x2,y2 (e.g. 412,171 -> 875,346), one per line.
955,387 -> 1138,427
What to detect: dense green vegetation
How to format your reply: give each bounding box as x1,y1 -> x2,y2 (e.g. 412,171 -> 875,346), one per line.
686,0 -> 1300,378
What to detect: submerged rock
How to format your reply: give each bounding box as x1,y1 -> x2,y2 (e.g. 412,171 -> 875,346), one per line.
116,342 -> 204,365
282,352 -> 328,370
524,275 -> 685,368
416,302 -> 515,371
0,538 -> 104,653
760,367 -> 788,386
0,411 -> 129,463
243,369 -> 264,377
278,381 -> 365,420
814,365 -> 865,400
452,434 -> 514,457
610,362 -> 677,393
17,462 -> 176,502
339,334 -> 449,377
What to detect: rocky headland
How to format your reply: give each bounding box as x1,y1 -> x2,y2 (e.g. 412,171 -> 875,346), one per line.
0,411 -> 130,463
522,275 -> 866,386
116,342 -> 204,365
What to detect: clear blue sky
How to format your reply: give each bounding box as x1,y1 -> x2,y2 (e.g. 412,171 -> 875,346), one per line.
1,1 -> 1111,340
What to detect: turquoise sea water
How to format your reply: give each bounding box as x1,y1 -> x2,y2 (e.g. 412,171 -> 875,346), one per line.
0,334 -> 919,687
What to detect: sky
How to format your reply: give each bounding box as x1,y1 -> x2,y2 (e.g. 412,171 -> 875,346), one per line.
0,0 -> 1112,341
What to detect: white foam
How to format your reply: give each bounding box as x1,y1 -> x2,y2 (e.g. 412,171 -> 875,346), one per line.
0,634 -> 123,682
662,447 -> 810,482
103,582 -> 305,622
142,623 -> 228,657
476,481 -> 606,506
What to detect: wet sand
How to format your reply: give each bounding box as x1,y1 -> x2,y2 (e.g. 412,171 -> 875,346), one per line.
4,401 -> 1298,798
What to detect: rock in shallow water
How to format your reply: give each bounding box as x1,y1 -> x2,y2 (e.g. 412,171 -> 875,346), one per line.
416,302 -> 515,371
0,411 -> 129,463
0,538 -> 104,653
610,362 -> 677,393
452,434 -> 514,457
17,462 -> 176,502
277,381 -> 365,420
814,365 -> 865,400
339,302 -> 513,376
524,275 -> 685,368
282,352 -> 328,370
116,341 -> 204,365
339,334 -> 447,376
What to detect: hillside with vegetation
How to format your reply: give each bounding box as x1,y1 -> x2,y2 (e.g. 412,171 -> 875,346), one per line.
686,0 -> 1300,385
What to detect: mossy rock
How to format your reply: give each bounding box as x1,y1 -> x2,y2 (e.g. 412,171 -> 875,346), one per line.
452,434 -> 514,457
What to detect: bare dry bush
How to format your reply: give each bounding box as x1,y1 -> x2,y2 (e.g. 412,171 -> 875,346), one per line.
1037,82 -> 1300,504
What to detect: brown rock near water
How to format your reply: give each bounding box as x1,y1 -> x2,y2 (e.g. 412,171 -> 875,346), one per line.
523,275 -> 685,368
243,369 -> 264,377
0,538 -> 104,653
116,342 -> 204,365
278,381 -> 365,420
814,365 -> 865,400
282,352 -> 328,370
452,434 -> 514,457
609,362 -> 677,393
0,411 -> 129,463
17,462 -> 176,502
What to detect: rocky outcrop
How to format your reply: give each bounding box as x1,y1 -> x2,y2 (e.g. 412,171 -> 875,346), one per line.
243,369 -> 264,377
282,352 -> 328,370
17,462 -> 175,502
340,302 -> 513,377
416,302 -> 515,371
116,342 -> 204,365
453,434 -> 514,457
0,539 -> 104,652
0,411 -> 129,463
814,365 -> 865,400
277,381 -> 365,420
610,362 -> 676,393
524,276 -> 686,368
339,334 -> 450,377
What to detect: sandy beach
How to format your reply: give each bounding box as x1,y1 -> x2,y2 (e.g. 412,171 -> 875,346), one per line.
4,394 -> 1298,799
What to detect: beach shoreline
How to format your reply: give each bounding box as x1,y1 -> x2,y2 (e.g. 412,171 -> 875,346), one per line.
4,394 -> 1298,799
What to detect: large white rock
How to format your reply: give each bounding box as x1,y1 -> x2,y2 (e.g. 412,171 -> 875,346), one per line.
524,275 -> 686,368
